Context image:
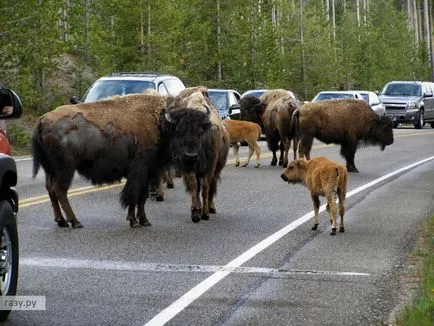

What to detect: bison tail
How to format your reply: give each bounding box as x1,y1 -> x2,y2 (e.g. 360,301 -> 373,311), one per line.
31,121 -> 49,179
291,109 -> 301,138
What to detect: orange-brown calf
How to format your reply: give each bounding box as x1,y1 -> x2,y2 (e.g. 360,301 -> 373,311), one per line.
281,156 -> 348,235
224,119 -> 261,168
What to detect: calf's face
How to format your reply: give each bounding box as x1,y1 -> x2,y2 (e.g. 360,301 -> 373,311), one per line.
281,159 -> 305,184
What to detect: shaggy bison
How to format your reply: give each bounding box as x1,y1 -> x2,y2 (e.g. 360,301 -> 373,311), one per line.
224,119 -> 261,168
281,156 -> 348,235
239,89 -> 300,167
32,91 -> 226,228
293,99 -> 394,172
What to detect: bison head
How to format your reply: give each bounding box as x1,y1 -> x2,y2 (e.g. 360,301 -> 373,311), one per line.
371,115 -> 394,150
281,159 -> 305,184
239,96 -> 265,126
164,106 -> 212,172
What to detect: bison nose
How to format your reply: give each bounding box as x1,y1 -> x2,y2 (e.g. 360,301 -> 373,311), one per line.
183,152 -> 198,162
281,173 -> 288,182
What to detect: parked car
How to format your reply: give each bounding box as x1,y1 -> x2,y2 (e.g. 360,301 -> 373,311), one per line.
70,72 -> 185,104
311,90 -> 364,102
356,90 -> 386,117
0,85 -> 22,321
207,89 -> 241,119
378,80 -> 434,128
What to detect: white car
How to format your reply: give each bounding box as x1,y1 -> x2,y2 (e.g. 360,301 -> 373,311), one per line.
311,90 -> 385,116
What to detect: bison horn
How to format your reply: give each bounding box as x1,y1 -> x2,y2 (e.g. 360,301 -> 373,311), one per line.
165,111 -> 175,124
204,104 -> 211,119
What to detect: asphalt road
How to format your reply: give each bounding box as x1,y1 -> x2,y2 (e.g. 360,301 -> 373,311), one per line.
4,126 -> 434,326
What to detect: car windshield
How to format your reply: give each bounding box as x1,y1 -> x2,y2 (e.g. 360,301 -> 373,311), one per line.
208,92 -> 228,115
314,93 -> 355,101
380,83 -> 421,97
83,80 -> 156,102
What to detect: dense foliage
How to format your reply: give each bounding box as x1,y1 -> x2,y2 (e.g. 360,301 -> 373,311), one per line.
0,0 -> 432,112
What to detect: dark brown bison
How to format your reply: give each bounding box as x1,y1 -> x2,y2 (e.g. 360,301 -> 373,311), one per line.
170,91 -> 230,222
239,89 -> 300,167
292,99 -> 394,172
31,91 -> 226,228
281,156 -> 348,235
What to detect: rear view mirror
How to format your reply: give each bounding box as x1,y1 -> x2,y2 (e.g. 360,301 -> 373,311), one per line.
0,88 -> 23,119
70,96 -> 82,104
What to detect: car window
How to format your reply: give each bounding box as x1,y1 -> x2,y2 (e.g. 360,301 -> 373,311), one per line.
380,83 -> 421,96
84,80 -> 155,102
163,78 -> 185,96
228,92 -> 238,106
208,92 -> 228,115
314,93 -> 354,101
360,93 -> 369,103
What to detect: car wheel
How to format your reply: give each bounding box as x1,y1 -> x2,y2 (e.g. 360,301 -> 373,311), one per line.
0,201 -> 19,322
393,122 -> 399,128
430,122 -> 434,129
414,111 -> 424,129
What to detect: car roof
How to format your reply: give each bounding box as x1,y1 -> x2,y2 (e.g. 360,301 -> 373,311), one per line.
98,72 -> 181,83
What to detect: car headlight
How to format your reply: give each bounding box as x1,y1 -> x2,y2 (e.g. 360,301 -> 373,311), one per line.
406,102 -> 417,109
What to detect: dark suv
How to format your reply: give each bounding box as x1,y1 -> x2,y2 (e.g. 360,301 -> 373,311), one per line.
379,81 -> 434,128
70,72 -> 185,104
0,86 -> 22,321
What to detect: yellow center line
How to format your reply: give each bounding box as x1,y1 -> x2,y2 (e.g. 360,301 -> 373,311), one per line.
18,131 -> 430,207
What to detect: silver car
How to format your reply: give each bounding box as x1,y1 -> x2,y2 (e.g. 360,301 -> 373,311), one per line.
356,90 -> 386,117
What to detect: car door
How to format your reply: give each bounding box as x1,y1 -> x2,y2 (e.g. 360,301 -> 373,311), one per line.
423,83 -> 434,120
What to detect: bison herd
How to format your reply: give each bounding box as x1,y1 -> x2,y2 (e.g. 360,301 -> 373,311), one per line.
31,87 -> 394,234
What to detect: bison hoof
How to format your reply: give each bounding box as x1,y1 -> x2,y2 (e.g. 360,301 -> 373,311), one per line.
167,182 -> 174,189
71,221 -> 83,228
235,162 -> 240,167
270,160 -> 277,166
191,209 -> 201,223
255,163 -> 260,168
56,219 -> 69,228
129,218 -> 141,228
242,163 -> 248,167
330,228 -> 337,235
339,227 -> 345,233
201,214 -> 210,221
139,218 -> 151,227
156,195 -> 164,202
282,162 -> 288,168
278,161 -> 283,166
311,224 -> 319,231
209,207 -> 216,214
192,216 -> 201,223
346,165 -> 359,173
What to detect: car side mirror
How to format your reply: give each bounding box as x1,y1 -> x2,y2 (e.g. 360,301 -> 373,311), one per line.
0,88 -> 23,119
70,96 -> 82,104
423,93 -> 433,98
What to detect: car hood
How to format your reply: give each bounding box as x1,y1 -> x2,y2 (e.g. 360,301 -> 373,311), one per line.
379,95 -> 421,103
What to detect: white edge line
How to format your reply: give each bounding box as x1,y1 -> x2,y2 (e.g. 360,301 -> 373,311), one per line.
144,156 -> 434,326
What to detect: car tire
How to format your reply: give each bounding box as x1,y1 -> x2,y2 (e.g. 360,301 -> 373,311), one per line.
393,122 -> 399,128
0,201 -> 19,322
430,122 -> 434,128
414,111 -> 424,129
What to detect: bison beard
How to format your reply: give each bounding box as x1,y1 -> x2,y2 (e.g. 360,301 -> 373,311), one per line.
31,93 -> 221,228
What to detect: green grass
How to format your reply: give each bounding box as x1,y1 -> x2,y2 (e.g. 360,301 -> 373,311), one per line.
397,215 -> 434,325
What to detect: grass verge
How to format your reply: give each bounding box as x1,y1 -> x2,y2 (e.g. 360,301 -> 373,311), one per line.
397,215 -> 434,325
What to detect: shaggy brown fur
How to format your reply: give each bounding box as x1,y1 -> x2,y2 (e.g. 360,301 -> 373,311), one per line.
293,99 -> 394,173
178,86 -> 209,99
224,119 -> 261,168
240,89 -> 300,167
281,156 -> 348,235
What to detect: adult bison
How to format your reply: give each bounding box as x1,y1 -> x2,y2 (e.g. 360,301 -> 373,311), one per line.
292,99 -> 394,173
239,89 -> 300,167
32,91 -> 226,228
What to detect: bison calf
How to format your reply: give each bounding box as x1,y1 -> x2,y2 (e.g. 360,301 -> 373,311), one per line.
224,119 -> 261,168
281,156 -> 348,235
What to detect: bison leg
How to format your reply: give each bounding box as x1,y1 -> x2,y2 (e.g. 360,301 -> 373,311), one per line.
156,176 -> 164,202
56,189 -> 83,229
282,138 -> 290,167
184,173 -> 201,223
326,193 -> 338,235
126,205 -> 141,228
164,169 -> 174,189
208,176 -> 218,214
337,188 -> 346,233
298,135 -> 313,160
45,177 -> 69,228
291,137 -> 299,160
232,142 -> 240,167
200,176 -> 211,220
137,191 -> 151,227
311,194 -> 320,231
242,143 -> 254,167
340,143 -> 359,173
